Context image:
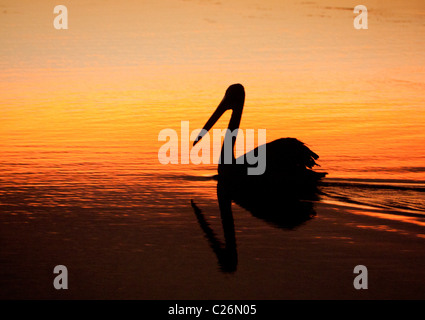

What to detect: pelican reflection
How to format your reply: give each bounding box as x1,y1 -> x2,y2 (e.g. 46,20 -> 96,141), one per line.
191,179 -> 318,273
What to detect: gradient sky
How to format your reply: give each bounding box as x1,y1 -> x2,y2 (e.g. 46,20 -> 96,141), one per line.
1,0 -> 424,180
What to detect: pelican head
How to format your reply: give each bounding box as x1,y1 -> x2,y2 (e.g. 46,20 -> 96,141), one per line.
223,83 -> 245,111
193,84 -> 245,146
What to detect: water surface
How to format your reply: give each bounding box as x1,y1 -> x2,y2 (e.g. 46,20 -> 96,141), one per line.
1,0 -> 425,299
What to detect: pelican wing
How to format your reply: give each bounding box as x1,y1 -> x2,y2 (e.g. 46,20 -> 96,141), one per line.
239,137 -> 321,174
269,138 -> 319,169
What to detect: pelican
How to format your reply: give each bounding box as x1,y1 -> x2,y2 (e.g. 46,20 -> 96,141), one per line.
193,84 -> 326,200
190,84 -> 325,271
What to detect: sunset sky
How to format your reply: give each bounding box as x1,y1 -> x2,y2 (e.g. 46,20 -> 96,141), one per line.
1,0 -> 424,180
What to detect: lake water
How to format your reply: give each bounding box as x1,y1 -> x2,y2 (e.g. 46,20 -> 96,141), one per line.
1,0 -> 425,299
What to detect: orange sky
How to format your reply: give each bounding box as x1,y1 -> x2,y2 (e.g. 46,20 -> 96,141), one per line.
1,0 -> 424,180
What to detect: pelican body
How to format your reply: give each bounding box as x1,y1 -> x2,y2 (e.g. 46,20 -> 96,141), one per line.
193,84 -> 326,200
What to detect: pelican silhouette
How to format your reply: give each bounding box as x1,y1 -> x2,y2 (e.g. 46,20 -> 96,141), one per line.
191,180 -> 318,273
191,84 -> 325,272
193,84 -> 326,200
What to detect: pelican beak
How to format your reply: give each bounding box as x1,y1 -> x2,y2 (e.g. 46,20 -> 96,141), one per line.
193,96 -> 227,146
